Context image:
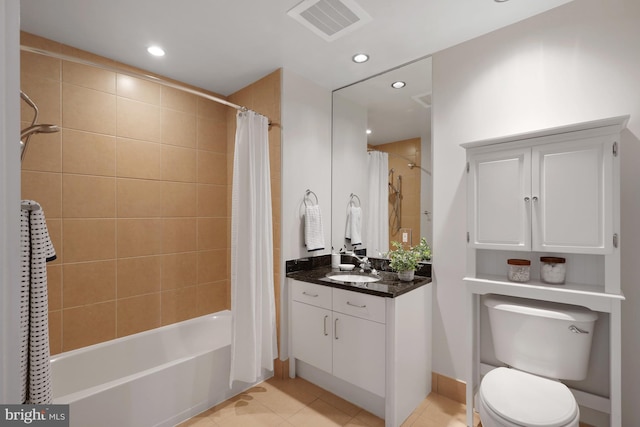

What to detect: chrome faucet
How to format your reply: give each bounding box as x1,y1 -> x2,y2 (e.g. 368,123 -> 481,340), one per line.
346,251 -> 377,275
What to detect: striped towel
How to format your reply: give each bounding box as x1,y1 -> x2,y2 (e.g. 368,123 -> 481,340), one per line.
20,200 -> 56,404
304,204 -> 325,252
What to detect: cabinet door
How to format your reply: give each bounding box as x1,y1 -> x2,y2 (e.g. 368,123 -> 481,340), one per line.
532,137 -> 614,254
332,313 -> 386,397
292,301 -> 332,374
468,148 -> 531,250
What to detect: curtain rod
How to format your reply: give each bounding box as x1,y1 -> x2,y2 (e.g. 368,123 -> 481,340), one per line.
20,45 -> 267,119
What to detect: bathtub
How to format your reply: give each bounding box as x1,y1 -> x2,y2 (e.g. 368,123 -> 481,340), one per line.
50,310 -> 262,427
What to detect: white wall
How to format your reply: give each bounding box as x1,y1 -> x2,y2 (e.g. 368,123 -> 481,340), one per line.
431,0 -> 640,424
280,68 -> 332,359
0,0 -> 22,403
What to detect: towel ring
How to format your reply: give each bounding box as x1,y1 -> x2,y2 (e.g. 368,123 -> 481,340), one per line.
349,193 -> 361,207
304,189 -> 319,207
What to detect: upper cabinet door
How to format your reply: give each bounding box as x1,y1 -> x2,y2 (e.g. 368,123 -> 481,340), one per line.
468,148 -> 531,250
532,137 -> 614,254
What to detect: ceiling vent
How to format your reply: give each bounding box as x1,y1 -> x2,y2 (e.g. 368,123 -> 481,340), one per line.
412,92 -> 432,109
287,0 -> 372,42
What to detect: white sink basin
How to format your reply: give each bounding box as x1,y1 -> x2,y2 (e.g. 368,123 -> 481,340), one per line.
326,274 -> 381,283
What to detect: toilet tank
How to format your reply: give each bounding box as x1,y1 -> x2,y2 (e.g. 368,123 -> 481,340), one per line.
484,294 -> 598,381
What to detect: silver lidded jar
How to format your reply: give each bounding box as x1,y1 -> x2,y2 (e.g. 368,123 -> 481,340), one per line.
540,256 -> 566,284
507,259 -> 531,283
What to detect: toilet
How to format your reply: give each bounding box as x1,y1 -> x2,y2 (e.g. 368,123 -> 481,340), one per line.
478,295 -> 598,427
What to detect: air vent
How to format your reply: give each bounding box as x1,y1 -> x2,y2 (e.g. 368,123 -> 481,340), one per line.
287,0 -> 372,42
412,92 -> 432,109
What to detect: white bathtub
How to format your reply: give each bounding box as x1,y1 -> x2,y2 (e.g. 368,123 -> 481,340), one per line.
51,310 -> 260,427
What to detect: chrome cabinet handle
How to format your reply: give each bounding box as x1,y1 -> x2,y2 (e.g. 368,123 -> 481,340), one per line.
346,301 -> 366,308
334,318 -> 339,340
524,197 -> 530,202
323,315 -> 328,336
302,291 -> 318,297
532,196 -> 539,202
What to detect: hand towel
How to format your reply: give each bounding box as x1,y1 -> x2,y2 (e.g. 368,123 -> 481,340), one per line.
345,206 -> 362,245
20,200 -> 56,404
305,204 -> 325,251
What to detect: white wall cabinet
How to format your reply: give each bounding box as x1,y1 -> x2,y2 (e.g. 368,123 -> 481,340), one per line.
468,136 -> 615,254
288,278 -> 431,427
462,116 -> 628,427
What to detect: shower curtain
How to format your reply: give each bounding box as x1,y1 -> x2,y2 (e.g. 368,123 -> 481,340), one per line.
229,110 -> 277,386
20,200 -> 56,404
366,151 -> 390,256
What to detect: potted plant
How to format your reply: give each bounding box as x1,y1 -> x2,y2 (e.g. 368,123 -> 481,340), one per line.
415,237 -> 432,262
388,241 -> 420,281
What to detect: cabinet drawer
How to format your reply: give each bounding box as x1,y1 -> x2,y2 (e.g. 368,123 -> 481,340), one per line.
332,288 -> 386,324
291,280 -> 332,310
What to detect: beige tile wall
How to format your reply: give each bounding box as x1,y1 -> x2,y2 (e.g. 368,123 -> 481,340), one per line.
375,138 -> 422,247
20,33 -> 246,354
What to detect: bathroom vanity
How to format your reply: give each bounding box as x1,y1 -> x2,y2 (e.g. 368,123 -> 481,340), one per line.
462,116 -> 629,427
287,261 -> 432,427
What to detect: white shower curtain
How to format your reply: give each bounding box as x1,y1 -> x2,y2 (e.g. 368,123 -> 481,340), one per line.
229,110 -> 277,386
366,151 -> 390,256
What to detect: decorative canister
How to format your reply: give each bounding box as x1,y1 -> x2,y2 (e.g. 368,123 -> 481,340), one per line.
540,257 -> 566,284
507,259 -> 531,283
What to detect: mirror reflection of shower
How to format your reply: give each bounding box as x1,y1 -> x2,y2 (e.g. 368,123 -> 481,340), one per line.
20,91 -> 60,162
388,168 -> 402,233
331,56 -> 433,251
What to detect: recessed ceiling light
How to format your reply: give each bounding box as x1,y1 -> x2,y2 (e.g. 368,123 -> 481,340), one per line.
147,46 -> 165,57
391,81 -> 406,89
352,53 -> 369,63
366,129 -> 372,135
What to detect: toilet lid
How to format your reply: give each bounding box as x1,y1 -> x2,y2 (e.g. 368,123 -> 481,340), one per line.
480,367 -> 578,427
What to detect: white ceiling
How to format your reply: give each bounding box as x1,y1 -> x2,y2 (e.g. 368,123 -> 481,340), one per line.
336,57 -> 433,145
20,0 -> 573,96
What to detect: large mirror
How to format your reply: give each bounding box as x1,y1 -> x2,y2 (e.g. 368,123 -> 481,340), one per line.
331,57 -> 432,257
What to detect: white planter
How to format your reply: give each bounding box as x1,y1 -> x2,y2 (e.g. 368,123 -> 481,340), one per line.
397,270 -> 415,281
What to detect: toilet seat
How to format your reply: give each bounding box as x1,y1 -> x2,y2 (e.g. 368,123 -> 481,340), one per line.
479,367 -> 579,427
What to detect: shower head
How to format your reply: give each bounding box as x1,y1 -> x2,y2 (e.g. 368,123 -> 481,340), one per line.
21,124 -> 60,139
20,124 -> 60,162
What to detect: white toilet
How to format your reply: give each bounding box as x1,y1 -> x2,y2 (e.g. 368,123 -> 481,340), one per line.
478,295 -> 598,427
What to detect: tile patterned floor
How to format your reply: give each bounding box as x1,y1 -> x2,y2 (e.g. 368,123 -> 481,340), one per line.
179,376 -> 481,427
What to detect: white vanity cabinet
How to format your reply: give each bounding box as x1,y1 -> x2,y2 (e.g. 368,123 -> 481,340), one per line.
462,116 -> 629,427
291,282 -> 386,397
288,278 -> 431,427
467,135 -> 615,254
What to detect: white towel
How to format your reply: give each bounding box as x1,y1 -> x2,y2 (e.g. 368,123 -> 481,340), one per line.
304,204 -> 325,251
20,200 -> 56,404
345,206 -> 362,245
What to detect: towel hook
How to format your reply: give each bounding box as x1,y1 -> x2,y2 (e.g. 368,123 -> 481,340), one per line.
349,193 -> 361,207
304,189 -> 319,207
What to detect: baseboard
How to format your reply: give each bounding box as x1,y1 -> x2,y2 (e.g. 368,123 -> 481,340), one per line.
431,372 -> 467,405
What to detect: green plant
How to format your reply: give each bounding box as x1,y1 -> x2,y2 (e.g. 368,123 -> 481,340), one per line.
415,237 -> 432,261
388,241 -> 420,272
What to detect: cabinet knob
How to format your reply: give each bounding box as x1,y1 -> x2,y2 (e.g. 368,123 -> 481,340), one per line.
532,196 -> 539,202
524,197 -> 530,202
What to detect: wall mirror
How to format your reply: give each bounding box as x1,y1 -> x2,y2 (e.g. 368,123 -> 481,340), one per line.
331,57 -> 432,258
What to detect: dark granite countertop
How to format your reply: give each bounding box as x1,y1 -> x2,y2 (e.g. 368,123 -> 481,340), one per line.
286,257 -> 431,298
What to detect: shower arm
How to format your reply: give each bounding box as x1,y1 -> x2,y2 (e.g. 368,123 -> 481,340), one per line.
20,91 -> 39,161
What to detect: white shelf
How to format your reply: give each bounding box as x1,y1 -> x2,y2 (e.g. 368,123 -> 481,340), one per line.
464,275 -> 623,312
